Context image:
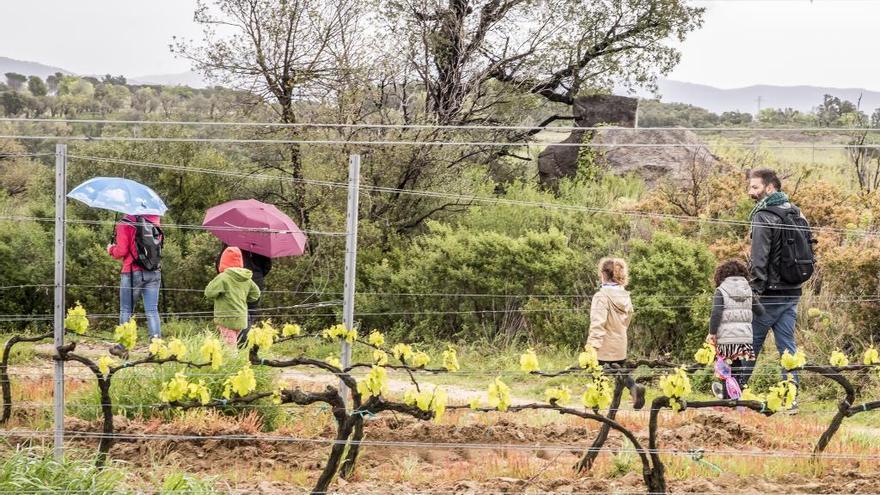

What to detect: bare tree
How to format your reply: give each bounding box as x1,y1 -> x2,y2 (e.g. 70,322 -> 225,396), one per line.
381,0 -> 703,126
173,0 -> 363,226
841,96 -> 880,193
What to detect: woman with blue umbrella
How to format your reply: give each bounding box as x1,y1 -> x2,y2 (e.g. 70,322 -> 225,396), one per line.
68,177 -> 167,351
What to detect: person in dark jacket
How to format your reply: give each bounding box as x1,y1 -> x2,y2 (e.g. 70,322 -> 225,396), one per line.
744,169 -> 806,404
214,244 -> 272,346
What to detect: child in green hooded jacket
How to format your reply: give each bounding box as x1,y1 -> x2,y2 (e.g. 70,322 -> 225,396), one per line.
205,246 -> 261,345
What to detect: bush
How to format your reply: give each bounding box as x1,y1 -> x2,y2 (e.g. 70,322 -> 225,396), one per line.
820,240 -> 880,344
791,179 -> 859,230
628,231 -> 715,360
359,223 -> 585,345
357,178 -> 636,348
745,359 -> 784,394
522,297 -> 591,350
0,218 -> 53,321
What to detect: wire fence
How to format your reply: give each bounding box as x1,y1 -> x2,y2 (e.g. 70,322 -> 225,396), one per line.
2,121 -> 880,488
5,116 -> 880,133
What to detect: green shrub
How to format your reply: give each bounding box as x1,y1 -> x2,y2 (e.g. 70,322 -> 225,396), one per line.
360,223 -> 584,345
744,360 -> 783,394
522,297 -> 590,350
629,231 -> 715,360
356,177 -> 641,348
821,240 -> 880,344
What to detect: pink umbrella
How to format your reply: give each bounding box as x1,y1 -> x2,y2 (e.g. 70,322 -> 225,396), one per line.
203,199 -> 308,258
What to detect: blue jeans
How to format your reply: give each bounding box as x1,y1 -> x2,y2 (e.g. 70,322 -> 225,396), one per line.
744,296 -> 799,386
120,271 -> 161,339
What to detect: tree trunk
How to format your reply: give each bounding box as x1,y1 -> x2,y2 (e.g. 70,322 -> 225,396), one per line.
96,378 -> 114,467
280,105 -> 309,229
1,333 -> 52,423
339,415 -> 364,478
312,416 -> 355,494
575,375 -> 626,472
646,398 -> 669,494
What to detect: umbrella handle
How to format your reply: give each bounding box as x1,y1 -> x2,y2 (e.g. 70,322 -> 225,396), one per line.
110,212 -> 119,245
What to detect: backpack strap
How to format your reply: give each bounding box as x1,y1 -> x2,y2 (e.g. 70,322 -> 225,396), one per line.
118,217 -> 138,260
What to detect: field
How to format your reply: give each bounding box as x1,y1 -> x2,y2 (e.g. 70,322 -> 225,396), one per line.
1,327 -> 878,495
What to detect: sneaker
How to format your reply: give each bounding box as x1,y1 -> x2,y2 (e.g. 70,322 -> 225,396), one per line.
711,382 -> 724,399
109,343 -> 129,360
786,401 -> 799,415
631,384 -> 646,410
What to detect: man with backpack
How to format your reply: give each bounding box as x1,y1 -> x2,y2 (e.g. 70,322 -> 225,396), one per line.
107,214 -> 164,349
744,169 -> 815,410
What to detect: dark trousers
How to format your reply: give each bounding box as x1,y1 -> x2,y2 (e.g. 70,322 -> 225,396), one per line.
599,360 -> 637,390
236,299 -> 261,348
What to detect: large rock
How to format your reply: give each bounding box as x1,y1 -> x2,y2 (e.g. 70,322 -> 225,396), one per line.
537,95 -> 724,188
537,95 -> 638,187
591,127 -> 724,187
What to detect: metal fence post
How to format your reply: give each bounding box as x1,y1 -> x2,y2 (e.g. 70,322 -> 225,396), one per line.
340,154 -> 361,405
53,143 -> 67,459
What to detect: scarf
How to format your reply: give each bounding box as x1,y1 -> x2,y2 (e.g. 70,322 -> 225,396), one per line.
749,191 -> 789,220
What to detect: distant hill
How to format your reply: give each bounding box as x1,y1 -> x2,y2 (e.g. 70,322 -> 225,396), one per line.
4,54 -> 880,113
641,79 -> 880,115
130,71 -> 207,88
0,56 -> 72,80
0,56 -> 207,88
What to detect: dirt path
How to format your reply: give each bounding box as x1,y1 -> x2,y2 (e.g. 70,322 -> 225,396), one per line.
278,369 -> 533,405
30,342 -> 532,404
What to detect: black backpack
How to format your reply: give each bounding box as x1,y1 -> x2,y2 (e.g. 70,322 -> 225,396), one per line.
121,216 -> 164,271
761,205 -> 816,285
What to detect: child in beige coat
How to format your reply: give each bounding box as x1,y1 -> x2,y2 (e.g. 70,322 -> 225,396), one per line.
586,258 -> 644,409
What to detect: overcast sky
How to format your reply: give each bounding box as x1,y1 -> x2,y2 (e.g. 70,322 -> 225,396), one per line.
1,0 -> 878,89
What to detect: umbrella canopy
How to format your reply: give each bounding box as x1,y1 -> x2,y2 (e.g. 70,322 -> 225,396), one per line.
203,199 -> 308,258
67,177 -> 168,216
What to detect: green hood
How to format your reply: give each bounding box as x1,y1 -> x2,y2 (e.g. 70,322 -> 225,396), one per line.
204,268 -> 261,330
224,267 -> 253,282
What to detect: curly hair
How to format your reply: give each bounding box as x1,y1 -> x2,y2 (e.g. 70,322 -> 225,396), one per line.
714,259 -> 749,287
599,258 -> 629,287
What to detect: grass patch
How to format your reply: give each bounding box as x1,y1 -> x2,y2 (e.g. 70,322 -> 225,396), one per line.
158,470 -> 218,495
67,330 -> 282,430
0,448 -> 126,494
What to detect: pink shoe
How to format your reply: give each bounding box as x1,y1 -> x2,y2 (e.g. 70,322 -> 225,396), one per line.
218,326 -> 238,345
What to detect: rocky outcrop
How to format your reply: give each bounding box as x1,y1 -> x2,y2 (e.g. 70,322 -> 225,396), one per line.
592,127 -> 724,187
537,95 -> 638,187
537,95 -> 723,189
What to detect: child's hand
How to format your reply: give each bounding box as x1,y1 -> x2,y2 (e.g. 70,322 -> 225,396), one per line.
705,334 -> 717,345
106,243 -> 114,254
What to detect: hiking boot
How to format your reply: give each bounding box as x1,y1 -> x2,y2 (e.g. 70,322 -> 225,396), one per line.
109,343 -> 129,360
786,401 -> 799,415
631,384 -> 646,410
711,382 -> 725,400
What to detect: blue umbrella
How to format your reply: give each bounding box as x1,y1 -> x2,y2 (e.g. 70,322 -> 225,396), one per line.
67,177 -> 168,216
